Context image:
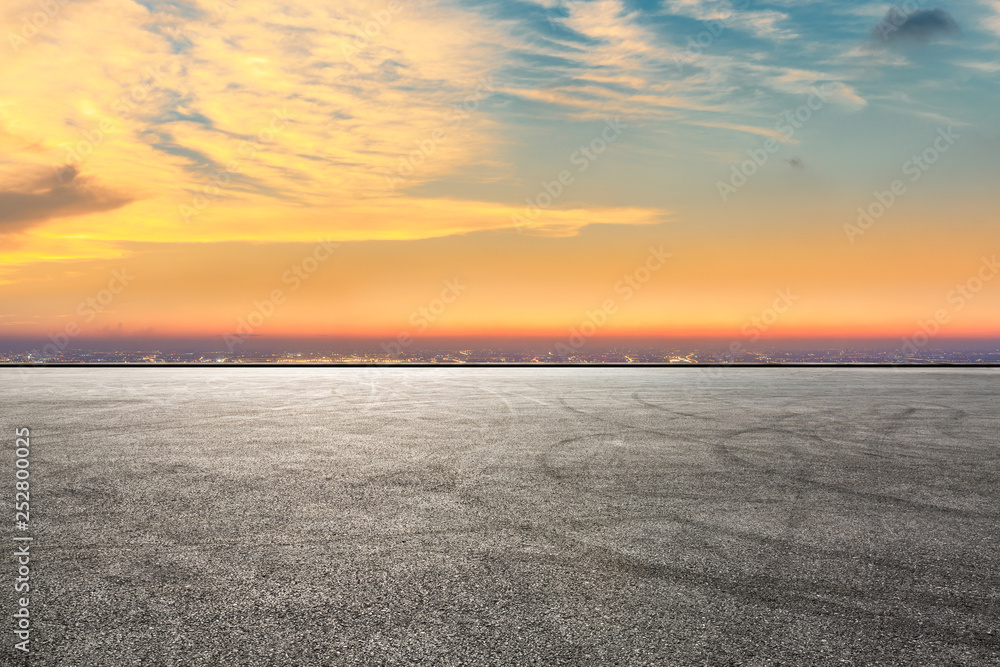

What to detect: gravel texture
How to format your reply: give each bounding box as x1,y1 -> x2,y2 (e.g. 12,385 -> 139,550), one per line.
1,367 -> 998,665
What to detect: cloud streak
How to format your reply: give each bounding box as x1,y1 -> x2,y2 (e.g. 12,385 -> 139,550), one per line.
0,167 -> 132,232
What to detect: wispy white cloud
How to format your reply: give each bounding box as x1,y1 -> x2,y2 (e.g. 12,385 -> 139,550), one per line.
980,0 -> 1000,37
684,120 -> 796,144
955,59 -> 1000,72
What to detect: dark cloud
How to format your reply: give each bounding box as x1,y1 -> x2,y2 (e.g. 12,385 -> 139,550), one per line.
786,157 -> 805,169
872,8 -> 960,46
0,166 -> 133,232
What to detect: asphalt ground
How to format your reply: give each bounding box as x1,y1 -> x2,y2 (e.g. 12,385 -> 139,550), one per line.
1,367 -> 998,665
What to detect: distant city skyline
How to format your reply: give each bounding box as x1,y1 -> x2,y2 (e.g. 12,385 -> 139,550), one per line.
2,337 -> 998,365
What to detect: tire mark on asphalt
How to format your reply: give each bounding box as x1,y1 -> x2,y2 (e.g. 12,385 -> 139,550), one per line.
536,432 -> 621,481
629,392 -> 714,420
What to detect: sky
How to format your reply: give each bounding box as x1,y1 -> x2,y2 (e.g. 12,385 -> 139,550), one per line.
1,0 -> 998,349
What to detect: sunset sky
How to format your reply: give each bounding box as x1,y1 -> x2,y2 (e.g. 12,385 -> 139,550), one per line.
1,0 -> 998,346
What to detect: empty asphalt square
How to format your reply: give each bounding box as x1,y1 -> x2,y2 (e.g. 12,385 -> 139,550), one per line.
1,367 -> 998,665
